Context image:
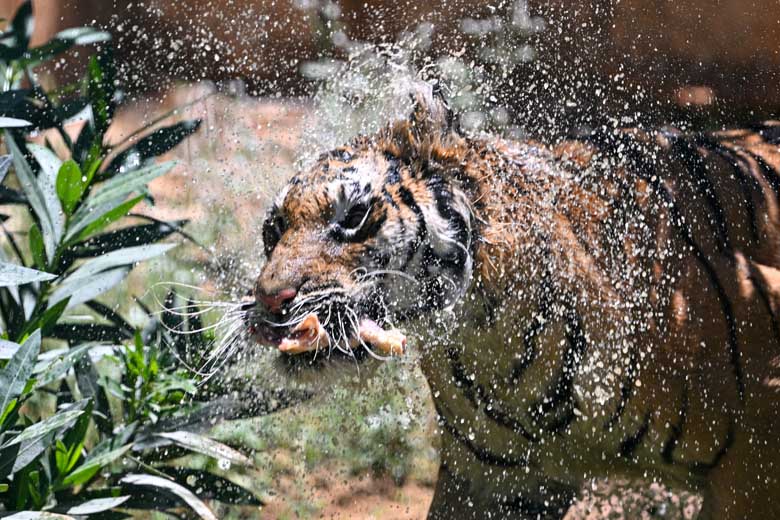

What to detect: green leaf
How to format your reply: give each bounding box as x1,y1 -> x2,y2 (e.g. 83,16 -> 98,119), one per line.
0,1 -> 32,61
66,495 -> 130,515
0,339 -> 20,360
119,474 -> 218,520
5,401 -> 87,475
48,267 -> 128,309
0,262 -> 55,287
6,510 -> 76,520
155,431 -> 253,467
55,159 -> 85,216
23,27 -> 111,66
106,120 -> 201,174
1,409 -> 83,449
65,243 -> 176,283
61,444 -> 130,487
48,324 -> 129,343
33,297 -> 68,337
5,132 -> 58,261
169,469 -> 263,505
27,144 -> 65,240
0,154 -> 12,184
85,161 -> 174,210
72,220 -> 188,257
0,330 -> 40,418
0,117 -> 31,128
28,223 -> 45,269
67,194 -> 144,243
58,400 -> 92,474
33,341 -> 92,388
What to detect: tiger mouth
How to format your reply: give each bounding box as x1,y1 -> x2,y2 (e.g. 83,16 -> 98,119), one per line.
249,313 -> 407,357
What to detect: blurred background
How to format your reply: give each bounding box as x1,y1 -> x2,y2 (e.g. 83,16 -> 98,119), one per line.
0,0 -> 775,518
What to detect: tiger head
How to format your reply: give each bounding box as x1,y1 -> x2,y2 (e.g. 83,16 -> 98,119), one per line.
249,85 -> 478,367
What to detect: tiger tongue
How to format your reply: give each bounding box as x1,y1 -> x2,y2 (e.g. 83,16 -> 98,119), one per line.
277,314 -> 406,356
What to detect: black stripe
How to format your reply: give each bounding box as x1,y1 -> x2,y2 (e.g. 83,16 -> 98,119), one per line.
590,130 -> 745,402
672,137 -> 731,251
747,150 -> 780,198
397,185 -> 427,270
428,175 -> 470,271
663,184 -> 745,402
433,401 -> 528,468
746,262 -> 780,350
529,307 -> 587,433
448,347 -> 538,442
618,411 -> 652,459
662,382 -> 689,464
695,136 -> 760,243
691,421 -> 735,473
604,344 -> 638,431
385,160 -> 402,184
509,275 -> 554,381
749,122 -> 780,144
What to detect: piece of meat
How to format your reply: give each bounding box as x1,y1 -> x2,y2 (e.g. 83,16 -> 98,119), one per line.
277,313 -> 407,356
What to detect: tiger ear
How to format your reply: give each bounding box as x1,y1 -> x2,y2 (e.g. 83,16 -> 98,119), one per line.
387,81 -> 457,159
407,81 -> 455,139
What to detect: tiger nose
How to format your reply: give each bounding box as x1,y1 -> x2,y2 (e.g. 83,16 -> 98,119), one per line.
256,287 -> 297,313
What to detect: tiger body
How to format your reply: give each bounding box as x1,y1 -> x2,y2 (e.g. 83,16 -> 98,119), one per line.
251,84 -> 780,519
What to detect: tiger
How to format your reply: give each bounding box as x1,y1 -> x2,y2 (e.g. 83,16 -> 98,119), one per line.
247,82 -> 780,519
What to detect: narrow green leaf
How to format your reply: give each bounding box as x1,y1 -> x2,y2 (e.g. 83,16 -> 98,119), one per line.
72,219 -> 187,257
48,267 -> 128,309
0,339 -> 20,360
0,1 -> 32,61
0,154 -> 12,184
168,469 -> 263,505
33,341 -> 92,389
66,496 -> 130,515
65,243 -> 176,283
3,512 -> 76,519
155,431 -> 253,467
119,474 -> 218,520
61,444 -> 130,487
23,27 -> 111,66
0,117 -> 31,128
106,120 -> 200,174
5,401 -> 87,475
0,329 -> 40,418
27,144 -> 65,240
1,409 -> 83,448
28,223 -> 45,269
85,161 -> 174,210
0,262 -> 56,287
55,159 -> 84,216
69,194 -> 144,243
49,323 -> 129,343
5,132 -> 57,261
0,398 -> 17,427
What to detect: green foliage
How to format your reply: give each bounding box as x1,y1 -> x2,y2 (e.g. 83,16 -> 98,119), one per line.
0,2 -> 259,517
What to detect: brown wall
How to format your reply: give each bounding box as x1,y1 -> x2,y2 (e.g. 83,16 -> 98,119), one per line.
1,0 -> 778,122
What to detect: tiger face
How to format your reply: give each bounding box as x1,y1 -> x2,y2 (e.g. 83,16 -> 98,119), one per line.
250,117 -> 474,363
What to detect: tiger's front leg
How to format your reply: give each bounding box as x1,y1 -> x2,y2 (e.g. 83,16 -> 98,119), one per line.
428,427 -> 578,519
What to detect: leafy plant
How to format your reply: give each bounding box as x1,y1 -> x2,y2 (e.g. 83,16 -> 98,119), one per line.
0,2 -> 263,517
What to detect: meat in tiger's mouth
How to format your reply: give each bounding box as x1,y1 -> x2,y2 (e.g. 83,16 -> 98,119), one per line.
248,312 -> 407,356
